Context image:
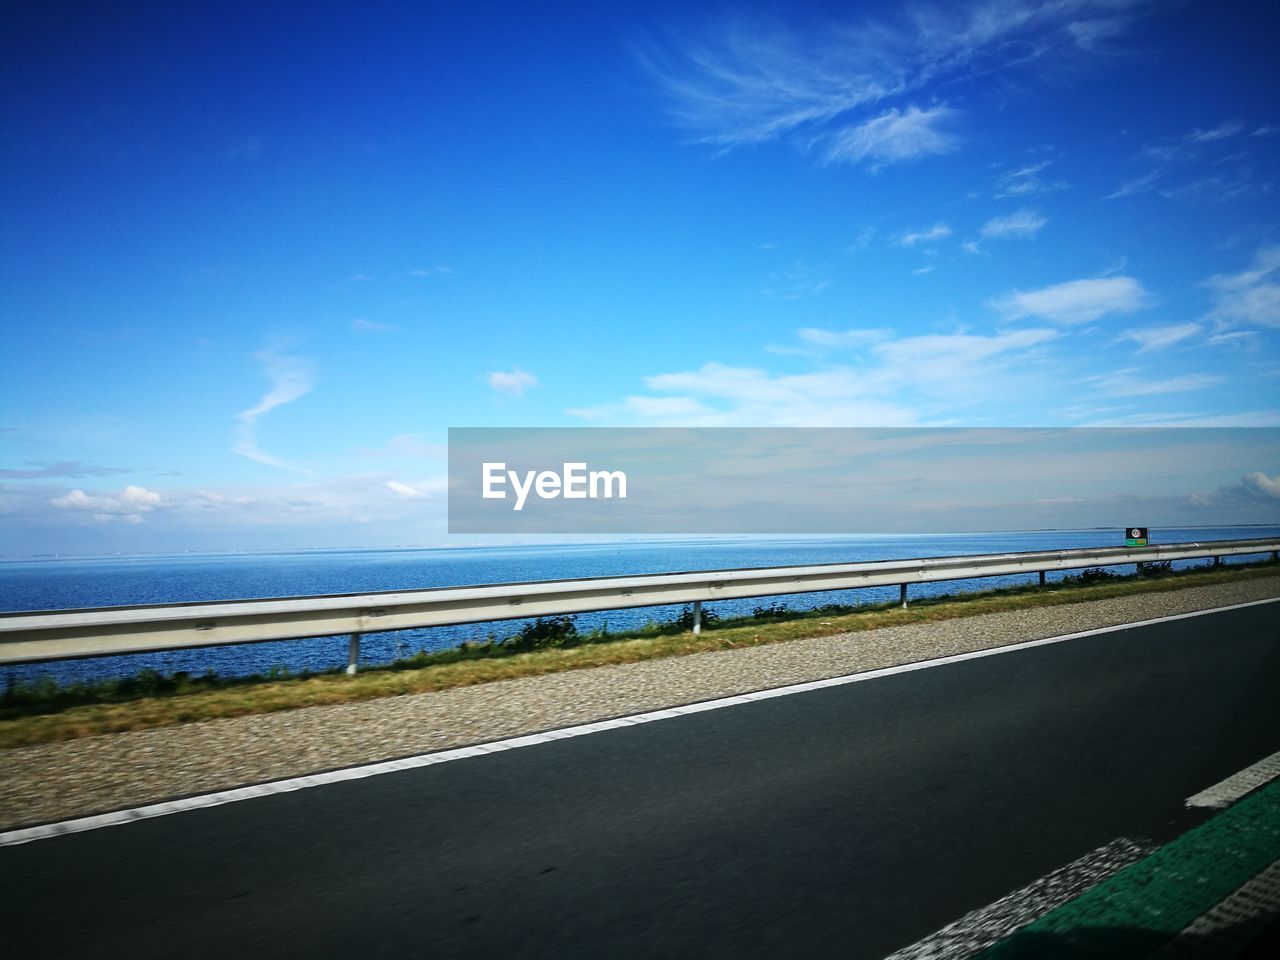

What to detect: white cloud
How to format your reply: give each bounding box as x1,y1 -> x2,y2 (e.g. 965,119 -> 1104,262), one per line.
410,265 -> 454,277
995,159 -> 1067,198
872,329 -> 1057,384
1088,369 -> 1222,397
351,318 -> 395,332
567,327 -> 1057,426
761,260 -> 831,299
488,367 -> 538,397
52,485 -> 162,523
1085,410 -> 1280,428
232,351 -> 315,472
897,222 -> 952,247
1247,472 -> 1280,498
991,276 -> 1150,324
1124,120 -> 1268,206
824,105 -> 959,168
1206,330 -> 1261,349
1188,119 -> 1245,143
1106,169 -> 1162,200
1117,322 -> 1201,352
797,327 -> 892,349
641,3 -> 1159,168
385,479 -> 446,499
979,209 -> 1046,239
1205,246 -> 1280,328
1191,470 -> 1280,508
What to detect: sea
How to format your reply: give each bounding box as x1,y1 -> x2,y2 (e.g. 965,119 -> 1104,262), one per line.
3,526 -> 1277,688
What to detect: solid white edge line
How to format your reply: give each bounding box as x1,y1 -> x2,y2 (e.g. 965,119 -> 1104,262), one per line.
1186,749 -> 1280,809
3,595 -> 1277,848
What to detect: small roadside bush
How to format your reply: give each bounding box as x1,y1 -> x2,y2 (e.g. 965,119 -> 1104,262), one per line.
1138,560 -> 1174,579
502,616 -> 579,651
751,602 -> 791,620
673,605 -> 720,631
1066,567 -> 1120,585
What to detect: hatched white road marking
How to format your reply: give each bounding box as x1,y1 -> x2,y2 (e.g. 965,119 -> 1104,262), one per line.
1186,750 -> 1280,810
883,838 -> 1152,960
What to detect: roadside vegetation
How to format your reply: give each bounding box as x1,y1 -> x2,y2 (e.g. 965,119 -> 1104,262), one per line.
1,558 -> 1277,748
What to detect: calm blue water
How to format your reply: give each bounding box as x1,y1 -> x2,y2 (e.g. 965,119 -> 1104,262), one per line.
3,527 -> 1276,687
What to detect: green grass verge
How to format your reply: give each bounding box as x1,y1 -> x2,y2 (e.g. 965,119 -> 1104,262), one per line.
976,778 -> 1280,959
1,560 -> 1277,749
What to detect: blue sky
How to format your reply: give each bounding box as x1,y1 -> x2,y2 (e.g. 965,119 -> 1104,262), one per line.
1,0 -> 1278,555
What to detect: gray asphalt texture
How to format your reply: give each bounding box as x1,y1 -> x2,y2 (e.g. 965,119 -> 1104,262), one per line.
2,603 -> 1278,959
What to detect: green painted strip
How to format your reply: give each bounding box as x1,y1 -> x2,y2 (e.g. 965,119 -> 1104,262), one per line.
975,779 -> 1280,960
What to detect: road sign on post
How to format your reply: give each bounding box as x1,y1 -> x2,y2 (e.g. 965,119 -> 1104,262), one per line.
1125,527 -> 1149,546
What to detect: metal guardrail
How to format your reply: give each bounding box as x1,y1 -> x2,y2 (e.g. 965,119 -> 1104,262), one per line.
1,538 -> 1277,671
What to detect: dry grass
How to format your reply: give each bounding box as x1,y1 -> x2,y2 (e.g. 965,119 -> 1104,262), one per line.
2,564 -> 1276,749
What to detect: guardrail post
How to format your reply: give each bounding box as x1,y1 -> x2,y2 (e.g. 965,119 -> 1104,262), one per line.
1038,570 -> 1046,589
1213,556 -> 1222,568
692,600 -> 703,635
347,633 -> 361,675
1273,551 -> 1279,563
899,584 -> 908,609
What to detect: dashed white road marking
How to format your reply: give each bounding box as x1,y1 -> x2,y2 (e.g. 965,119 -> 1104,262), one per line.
1151,858 -> 1280,958
1186,750 -> 1280,810
2,596 -> 1276,848
883,837 -> 1153,959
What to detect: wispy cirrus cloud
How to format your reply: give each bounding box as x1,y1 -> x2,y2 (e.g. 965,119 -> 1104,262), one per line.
488,367 -> 538,397
761,260 -> 831,299
351,318 -> 395,333
1117,322 -> 1201,352
980,209 -> 1046,239
1110,118 -> 1268,203
823,105 -> 959,168
1204,245 -> 1280,329
1088,369 -> 1222,397
797,327 -> 893,350
1106,168 -> 1163,199
0,460 -> 132,480
640,2 -> 1160,169
995,159 -> 1067,198
567,327 -> 1057,427
1186,119 -> 1246,143
385,478 -> 447,500
896,223 -> 952,247
991,276 -> 1151,324
233,351 -> 315,472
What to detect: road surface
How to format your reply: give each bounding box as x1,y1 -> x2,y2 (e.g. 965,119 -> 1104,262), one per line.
2,602 -> 1278,958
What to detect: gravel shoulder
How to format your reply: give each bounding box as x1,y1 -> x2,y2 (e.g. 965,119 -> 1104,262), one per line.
3,575 -> 1278,831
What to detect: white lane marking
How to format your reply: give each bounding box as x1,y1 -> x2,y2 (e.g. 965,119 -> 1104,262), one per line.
883,837 -> 1153,960
1186,750 -> 1280,810
2,596 -> 1276,848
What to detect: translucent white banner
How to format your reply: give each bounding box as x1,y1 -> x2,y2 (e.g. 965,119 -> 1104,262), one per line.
447,427 -> 1280,534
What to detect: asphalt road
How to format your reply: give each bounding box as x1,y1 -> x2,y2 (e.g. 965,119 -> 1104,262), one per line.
3,603 -> 1278,959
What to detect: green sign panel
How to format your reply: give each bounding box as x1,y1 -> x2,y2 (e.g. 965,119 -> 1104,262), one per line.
1125,526 -> 1149,547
